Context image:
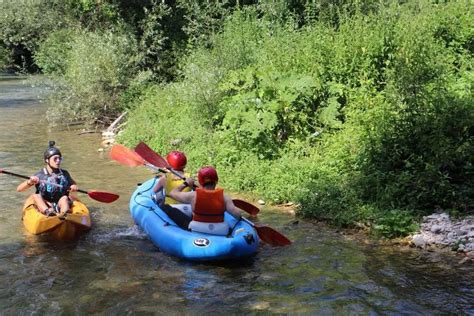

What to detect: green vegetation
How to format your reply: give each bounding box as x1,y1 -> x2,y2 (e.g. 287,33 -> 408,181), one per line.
1,0 -> 472,238
0,1 -> 67,71
39,30 -> 140,124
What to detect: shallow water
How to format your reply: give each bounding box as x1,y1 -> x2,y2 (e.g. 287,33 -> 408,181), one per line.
0,75 -> 473,314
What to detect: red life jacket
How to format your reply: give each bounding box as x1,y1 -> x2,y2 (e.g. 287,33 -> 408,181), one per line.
193,188 -> 225,223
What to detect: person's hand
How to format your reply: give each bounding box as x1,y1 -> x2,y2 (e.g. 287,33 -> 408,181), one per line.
69,184 -> 79,192
44,208 -> 54,216
186,178 -> 194,188
27,176 -> 39,186
236,211 -> 243,220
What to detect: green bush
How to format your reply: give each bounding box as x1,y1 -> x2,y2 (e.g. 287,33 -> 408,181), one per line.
0,45 -> 11,70
353,1 -> 474,214
0,1 -> 71,71
35,29 -> 77,75
45,30 -> 139,125
373,209 -> 419,239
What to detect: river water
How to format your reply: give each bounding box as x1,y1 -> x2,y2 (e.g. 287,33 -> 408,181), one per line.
0,75 -> 473,314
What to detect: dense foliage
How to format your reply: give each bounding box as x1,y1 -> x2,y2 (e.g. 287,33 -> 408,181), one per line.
1,0 -> 472,237
121,1 -> 473,237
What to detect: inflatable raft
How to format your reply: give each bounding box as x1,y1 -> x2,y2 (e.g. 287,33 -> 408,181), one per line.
22,195 -> 91,240
130,178 -> 259,261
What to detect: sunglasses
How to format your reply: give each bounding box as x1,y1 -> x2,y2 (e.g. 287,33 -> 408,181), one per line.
51,156 -> 63,162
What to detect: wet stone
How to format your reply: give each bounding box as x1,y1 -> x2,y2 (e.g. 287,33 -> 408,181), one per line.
409,213 -> 474,255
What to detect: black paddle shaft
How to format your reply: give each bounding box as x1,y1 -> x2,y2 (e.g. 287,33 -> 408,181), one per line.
1,169 -> 29,180
0,169 -> 85,192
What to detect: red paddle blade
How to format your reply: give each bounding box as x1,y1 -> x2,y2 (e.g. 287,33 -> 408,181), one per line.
87,190 -> 120,203
110,144 -> 145,167
233,199 -> 260,216
255,225 -> 292,246
134,142 -> 169,168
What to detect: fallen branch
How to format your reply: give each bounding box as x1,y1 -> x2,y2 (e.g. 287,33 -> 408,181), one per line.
105,112 -> 127,133
78,130 -> 99,135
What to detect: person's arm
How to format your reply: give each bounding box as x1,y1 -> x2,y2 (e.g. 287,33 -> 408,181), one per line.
69,179 -> 78,192
169,178 -> 194,204
224,195 -> 241,219
16,176 -> 39,192
64,170 -> 78,192
152,175 -> 166,193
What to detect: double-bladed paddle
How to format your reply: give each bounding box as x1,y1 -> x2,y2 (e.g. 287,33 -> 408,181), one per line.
0,168 -> 120,203
132,142 -> 291,247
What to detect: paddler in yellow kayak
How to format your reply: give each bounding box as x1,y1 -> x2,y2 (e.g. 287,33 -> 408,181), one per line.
16,141 -> 78,217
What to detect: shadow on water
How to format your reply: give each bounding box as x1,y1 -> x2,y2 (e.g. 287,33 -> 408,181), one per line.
0,75 -> 473,314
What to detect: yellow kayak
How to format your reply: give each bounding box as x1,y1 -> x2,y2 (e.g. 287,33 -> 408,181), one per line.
22,195 -> 91,240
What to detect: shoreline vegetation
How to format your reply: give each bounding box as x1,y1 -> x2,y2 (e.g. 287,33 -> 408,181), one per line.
1,1 -> 472,249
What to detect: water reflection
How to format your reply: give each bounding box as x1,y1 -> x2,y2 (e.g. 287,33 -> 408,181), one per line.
0,75 -> 473,314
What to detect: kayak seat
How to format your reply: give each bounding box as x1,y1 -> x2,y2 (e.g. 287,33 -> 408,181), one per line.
188,221 -> 229,236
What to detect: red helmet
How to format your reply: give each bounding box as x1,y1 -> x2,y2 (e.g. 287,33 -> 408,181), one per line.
166,151 -> 187,170
198,166 -> 218,186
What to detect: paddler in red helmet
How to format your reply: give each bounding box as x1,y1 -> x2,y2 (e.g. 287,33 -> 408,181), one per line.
151,150 -> 195,229
169,166 -> 242,235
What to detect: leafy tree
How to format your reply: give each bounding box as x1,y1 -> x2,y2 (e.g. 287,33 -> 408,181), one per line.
0,1 -> 69,71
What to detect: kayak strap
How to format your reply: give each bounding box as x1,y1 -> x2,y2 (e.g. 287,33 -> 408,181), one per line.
227,215 -> 242,237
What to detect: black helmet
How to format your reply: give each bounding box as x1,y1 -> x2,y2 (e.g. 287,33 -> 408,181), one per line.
43,141 -> 62,161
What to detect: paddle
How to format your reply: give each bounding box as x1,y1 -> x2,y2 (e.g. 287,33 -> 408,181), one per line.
0,168 -> 119,203
134,142 -> 168,169
231,199 -> 260,217
133,142 -> 260,216
241,217 -> 292,247
134,142 -> 169,170
110,144 -> 167,173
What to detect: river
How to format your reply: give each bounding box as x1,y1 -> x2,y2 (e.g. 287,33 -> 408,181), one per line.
0,75 -> 473,314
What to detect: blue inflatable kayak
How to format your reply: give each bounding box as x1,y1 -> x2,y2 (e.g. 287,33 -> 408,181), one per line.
129,178 -> 259,261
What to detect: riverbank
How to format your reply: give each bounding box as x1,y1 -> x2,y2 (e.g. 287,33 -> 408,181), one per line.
271,200 -> 474,264
347,212 -> 474,264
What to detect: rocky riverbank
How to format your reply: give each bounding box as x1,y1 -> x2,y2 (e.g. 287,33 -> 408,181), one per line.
410,213 -> 474,261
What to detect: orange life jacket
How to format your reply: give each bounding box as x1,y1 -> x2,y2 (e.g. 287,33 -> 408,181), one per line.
193,188 -> 225,223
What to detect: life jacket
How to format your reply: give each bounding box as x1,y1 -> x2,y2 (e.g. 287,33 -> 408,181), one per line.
36,168 -> 71,202
192,188 -> 225,223
164,172 -> 191,204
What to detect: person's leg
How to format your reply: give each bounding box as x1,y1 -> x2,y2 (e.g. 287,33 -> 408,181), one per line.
161,204 -> 191,230
32,194 -> 52,215
152,188 -> 165,207
57,195 -> 71,216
